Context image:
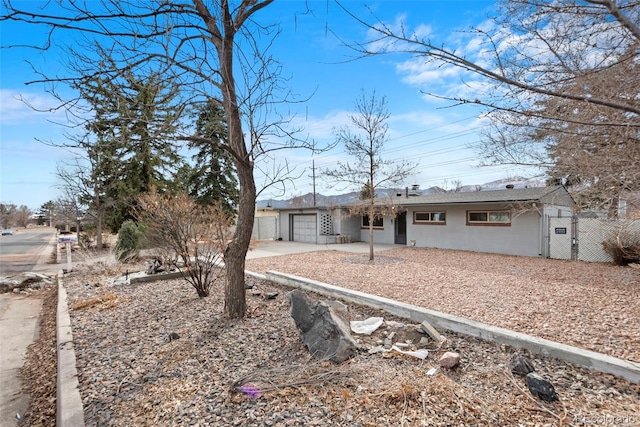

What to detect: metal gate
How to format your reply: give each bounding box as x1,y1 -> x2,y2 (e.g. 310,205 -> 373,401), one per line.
251,216 -> 277,240
548,216 -> 575,260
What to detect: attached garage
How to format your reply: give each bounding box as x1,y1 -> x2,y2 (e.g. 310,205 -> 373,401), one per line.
290,214 -> 317,243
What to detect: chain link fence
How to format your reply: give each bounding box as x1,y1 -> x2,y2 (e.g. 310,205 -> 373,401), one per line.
548,215 -> 640,263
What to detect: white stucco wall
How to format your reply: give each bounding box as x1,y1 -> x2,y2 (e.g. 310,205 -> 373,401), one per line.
403,204 -> 543,257
359,218 -> 395,244
333,209 -> 362,242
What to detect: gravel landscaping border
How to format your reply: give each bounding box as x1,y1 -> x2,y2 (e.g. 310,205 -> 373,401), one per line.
18,245 -> 640,426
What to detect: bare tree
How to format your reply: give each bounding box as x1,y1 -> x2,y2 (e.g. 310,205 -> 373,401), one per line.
440,179 -> 464,193
56,158 -> 109,249
2,1 -> 320,318
0,203 -> 32,229
324,90 -> 416,261
337,0 -> 639,209
339,0 -> 639,117
137,190 -> 232,298
0,203 -> 17,229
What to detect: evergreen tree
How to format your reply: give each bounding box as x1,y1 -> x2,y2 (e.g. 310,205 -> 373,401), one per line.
185,100 -> 239,216
78,67 -> 183,231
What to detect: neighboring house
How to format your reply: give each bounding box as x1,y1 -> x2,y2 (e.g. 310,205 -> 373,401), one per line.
274,186 -> 576,258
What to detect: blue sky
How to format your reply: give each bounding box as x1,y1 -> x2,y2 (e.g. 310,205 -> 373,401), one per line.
0,1 -> 538,210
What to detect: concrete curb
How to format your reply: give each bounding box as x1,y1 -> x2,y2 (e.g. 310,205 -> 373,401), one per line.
265,270 -> 640,384
130,271 -> 184,284
57,272 -> 85,427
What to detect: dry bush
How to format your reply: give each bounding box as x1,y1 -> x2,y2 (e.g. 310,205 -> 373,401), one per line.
137,190 -> 233,298
602,228 -> 640,266
71,293 -> 125,311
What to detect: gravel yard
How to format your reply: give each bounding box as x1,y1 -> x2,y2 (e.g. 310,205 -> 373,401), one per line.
246,246 -> 640,363
19,246 -> 640,426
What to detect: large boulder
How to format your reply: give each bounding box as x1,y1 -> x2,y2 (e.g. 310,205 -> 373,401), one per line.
287,290 -> 358,363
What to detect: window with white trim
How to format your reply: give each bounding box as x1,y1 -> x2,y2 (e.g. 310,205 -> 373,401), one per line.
414,211 -> 446,224
467,210 -> 511,225
362,215 -> 383,228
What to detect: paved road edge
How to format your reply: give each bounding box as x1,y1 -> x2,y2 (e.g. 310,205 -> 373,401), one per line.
57,272 -> 85,427
265,270 -> 640,384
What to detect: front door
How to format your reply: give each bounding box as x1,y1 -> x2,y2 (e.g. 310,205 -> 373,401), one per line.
394,211 -> 407,245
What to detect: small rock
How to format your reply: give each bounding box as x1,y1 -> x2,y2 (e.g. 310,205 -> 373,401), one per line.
385,320 -> 405,328
368,345 -> 386,354
439,351 -> 461,368
525,372 -> 558,402
509,353 -> 535,377
245,283 -> 254,289
265,292 -> 278,299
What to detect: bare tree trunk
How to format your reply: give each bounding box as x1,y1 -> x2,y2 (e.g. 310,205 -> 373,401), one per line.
224,166 -> 256,318
76,217 -> 83,247
220,27 -> 253,317
369,222 -> 374,261
96,210 -> 103,249
94,190 -> 103,249
368,202 -> 374,261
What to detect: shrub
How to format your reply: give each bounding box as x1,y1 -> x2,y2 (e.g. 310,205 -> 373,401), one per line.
79,226 -> 96,249
602,230 -> 640,266
114,220 -> 147,263
137,190 -> 232,298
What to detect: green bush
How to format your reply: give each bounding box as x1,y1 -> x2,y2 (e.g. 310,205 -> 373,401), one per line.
115,220 -> 147,263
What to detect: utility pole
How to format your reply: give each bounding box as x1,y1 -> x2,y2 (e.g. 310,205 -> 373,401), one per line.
312,160 -> 317,207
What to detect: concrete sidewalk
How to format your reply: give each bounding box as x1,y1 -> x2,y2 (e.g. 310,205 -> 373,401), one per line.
0,231 -> 56,427
0,293 -> 43,426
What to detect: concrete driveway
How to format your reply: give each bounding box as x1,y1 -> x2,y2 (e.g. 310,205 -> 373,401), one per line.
246,240 -> 397,259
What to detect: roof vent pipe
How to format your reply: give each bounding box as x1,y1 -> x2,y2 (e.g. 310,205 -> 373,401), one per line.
405,187 -> 409,198
506,184 -> 515,189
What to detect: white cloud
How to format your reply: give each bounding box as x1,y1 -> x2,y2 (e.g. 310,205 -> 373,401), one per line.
0,89 -> 64,124
289,109 -> 354,141
396,58 -> 462,87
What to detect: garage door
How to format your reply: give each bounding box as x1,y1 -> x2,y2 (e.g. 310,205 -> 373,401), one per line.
292,214 -> 316,243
